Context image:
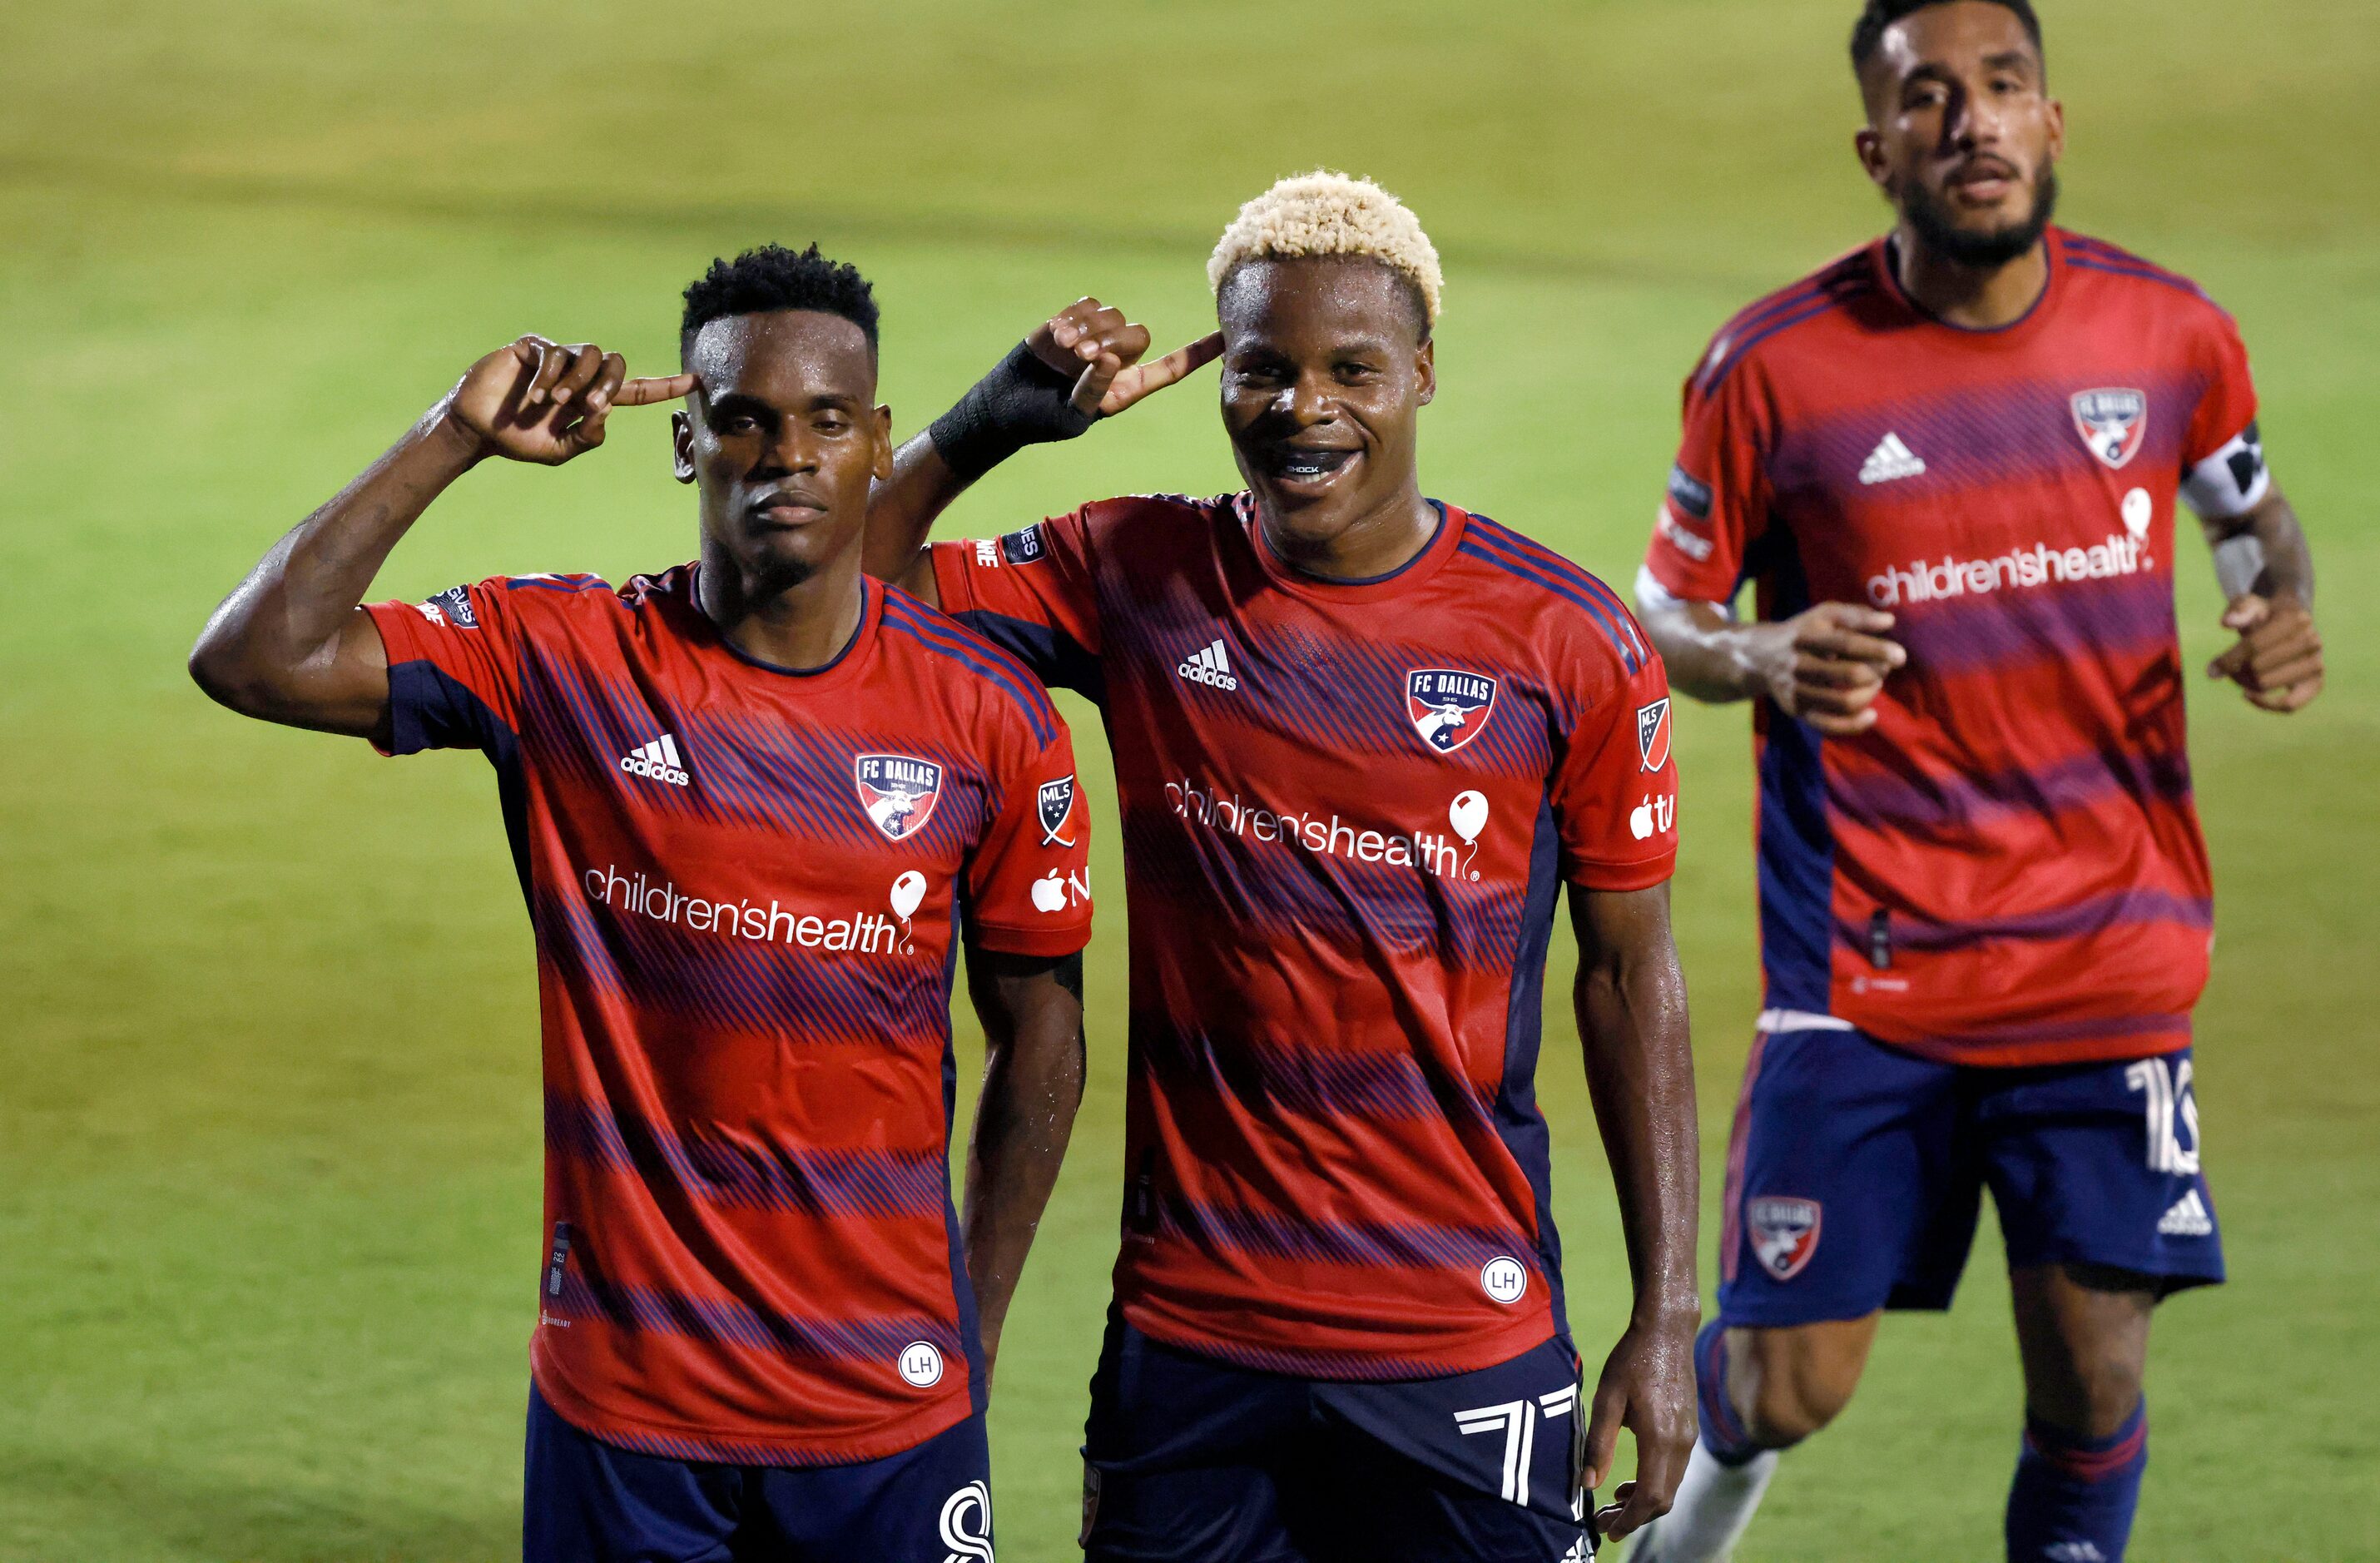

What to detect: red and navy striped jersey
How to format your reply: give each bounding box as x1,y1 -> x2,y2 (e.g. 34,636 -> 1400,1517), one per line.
1642,228 -> 2268,1067
364,565 -> 1091,1463
932,496 -> 1675,1378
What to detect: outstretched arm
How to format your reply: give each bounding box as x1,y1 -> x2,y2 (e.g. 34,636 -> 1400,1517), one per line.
865,300 -> 1219,603
188,338 -> 688,736
959,945 -> 1088,1386
2203,484 -> 2323,712
1570,882 -> 1699,1544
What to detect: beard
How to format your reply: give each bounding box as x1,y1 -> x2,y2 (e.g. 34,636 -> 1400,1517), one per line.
1900,165 -> 2060,268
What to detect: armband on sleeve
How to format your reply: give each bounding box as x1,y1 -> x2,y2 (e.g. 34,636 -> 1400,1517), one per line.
2180,419 -> 2271,521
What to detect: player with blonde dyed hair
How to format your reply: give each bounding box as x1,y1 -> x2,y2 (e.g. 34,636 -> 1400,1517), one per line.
867,171 -> 1700,1559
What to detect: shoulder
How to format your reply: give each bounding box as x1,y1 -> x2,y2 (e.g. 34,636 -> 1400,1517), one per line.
1453,511 -> 1654,679
1691,244 -> 1885,399
1071,491 -> 1235,545
2057,229 -> 2240,335
877,583 -> 1064,749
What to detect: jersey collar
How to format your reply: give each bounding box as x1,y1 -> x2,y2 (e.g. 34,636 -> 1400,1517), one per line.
1873,227 -> 2065,340
1235,493 -> 1468,603
685,563 -> 880,690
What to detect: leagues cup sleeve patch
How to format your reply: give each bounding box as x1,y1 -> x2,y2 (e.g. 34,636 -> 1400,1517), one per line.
1037,773 -> 1078,846
1406,668 -> 1499,755
2071,389 -> 2149,470
999,524 -> 1047,566
1746,1197 -> 1822,1281
1635,697 -> 1673,773
417,584 -> 478,628
855,753 -> 945,842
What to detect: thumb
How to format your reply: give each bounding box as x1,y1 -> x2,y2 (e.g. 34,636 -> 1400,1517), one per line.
2206,638 -> 2250,682
1070,352 -> 1123,418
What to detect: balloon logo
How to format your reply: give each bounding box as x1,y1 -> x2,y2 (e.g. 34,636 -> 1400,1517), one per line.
890,871 -> 926,951
1449,791 -> 1489,880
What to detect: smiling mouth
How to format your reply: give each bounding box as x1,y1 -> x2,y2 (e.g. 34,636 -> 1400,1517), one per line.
1262,446 -> 1358,484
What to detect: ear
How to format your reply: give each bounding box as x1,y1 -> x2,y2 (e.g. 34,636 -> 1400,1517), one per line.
1854,126 -> 1892,193
871,403 -> 895,484
2045,96 -> 2066,163
1415,338 -> 1437,409
672,407 -> 697,484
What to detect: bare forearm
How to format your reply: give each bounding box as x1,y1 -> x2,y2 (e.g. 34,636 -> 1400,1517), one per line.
192,405 -> 478,718
1639,599 -> 1771,706
2204,489 -> 2315,605
959,975 -> 1085,1377
1575,918 -> 1699,1322
864,433 -> 968,593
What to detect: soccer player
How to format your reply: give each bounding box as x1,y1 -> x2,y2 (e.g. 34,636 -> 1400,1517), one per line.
1624,4 -> 2324,1561
188,245 -> 1096,1563
866,172 -> 1701,1559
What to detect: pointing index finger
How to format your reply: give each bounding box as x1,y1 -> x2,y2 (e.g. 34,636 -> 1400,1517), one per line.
1102,331 -> 1224,415
616,373 -> 697,407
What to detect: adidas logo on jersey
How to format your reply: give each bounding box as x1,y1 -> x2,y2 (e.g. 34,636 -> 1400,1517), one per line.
620,734 -> 691,786
1177,638 -> 1239,691
2158,1188 -> 2214,1238
1858,432 -> 1928,485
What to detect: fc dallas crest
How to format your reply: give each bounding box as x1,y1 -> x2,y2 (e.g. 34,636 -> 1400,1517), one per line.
1407,668 -> 1499,754
1746,1197 -> 1822,1282
2071,388 -> 2149,470
855,753 -> 943,842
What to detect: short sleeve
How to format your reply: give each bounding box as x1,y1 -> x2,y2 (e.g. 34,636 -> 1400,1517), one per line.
363,579 -> 523,756
1549,645 -> 1680,891
930,509 -> 1103,696
1640,350 -> 1776,608
962,724 -> 1094,958
2178,310 -> 2270,521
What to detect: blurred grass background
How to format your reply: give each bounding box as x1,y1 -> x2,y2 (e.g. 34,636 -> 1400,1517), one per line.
2,2 -> 2374,1558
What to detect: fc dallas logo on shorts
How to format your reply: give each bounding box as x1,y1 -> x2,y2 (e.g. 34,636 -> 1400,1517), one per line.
2071,388 -> 2149,469
855,753 -> 943,842
1636,697 -> 1673,773
1746,1196 -> 1822,1281
1407,668 -> 1498,754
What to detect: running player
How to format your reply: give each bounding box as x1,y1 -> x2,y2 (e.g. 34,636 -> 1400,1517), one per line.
189,245 -> 1094,1563
867,172 -> 1701,1559
1624,4 -> 2323,1560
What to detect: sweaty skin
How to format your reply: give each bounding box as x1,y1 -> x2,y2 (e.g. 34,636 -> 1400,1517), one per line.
862,257 -> 1701,1542
1634,0 -> 2323,1463
191,313 -> 1083,1385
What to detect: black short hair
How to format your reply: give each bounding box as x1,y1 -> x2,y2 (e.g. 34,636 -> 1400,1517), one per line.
1851,0 -> 2044,76
679,243 -> 879,359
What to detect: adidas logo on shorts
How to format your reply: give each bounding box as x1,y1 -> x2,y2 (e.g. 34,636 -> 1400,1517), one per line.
620,734 -> 691,787
1177,638 -> 1239,691
2157,1188 -> 2213,1238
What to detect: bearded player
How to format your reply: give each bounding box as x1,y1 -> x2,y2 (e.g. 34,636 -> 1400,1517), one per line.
191,246 -> 1095,1561
1621,4 -> 2324,1561
866,172 -> 1701,1559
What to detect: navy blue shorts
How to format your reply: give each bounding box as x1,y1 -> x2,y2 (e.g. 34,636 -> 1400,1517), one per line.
1716,1026 -> 2224,1328
522,1385 -> 993,1563
1080,1312 -> 1595,1562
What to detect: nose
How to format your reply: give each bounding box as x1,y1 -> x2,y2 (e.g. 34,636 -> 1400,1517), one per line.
1946,82 -> 2004,151
759,424 -> 818,476
1277,370 -> 1334,426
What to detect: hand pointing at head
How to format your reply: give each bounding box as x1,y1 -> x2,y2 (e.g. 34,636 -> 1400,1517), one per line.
443,335 -> 696,466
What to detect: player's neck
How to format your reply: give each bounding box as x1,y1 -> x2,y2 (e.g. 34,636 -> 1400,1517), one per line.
1892,226 -> 2050,330
1259,484 -> 1440,583
696,545 -> 866,672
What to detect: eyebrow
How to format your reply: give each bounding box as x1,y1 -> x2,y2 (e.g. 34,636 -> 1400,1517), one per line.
703,389 -> 865,414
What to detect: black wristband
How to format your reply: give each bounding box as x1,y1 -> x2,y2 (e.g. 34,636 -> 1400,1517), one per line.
928,341 -> 1097,484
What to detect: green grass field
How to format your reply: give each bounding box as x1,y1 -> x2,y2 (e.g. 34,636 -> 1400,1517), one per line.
4,2 -> 2376,1558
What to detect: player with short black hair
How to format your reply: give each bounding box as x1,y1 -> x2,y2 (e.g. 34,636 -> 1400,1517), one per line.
1625,4 -> 2323,1560
868,171 -> 1703,1559
191,244 -> 1095,1562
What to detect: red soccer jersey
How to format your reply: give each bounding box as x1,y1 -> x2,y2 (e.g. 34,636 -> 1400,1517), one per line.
933,497 -> 1676,1378
364,565 -> 1091,1463
1641,228 -> 2272,1067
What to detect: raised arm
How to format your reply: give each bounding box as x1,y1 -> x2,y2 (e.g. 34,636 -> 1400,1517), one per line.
2203,484 -> 2323,712
1569,881 -> 1700,1545
188,337 -> 688,737
865,300 -> 1219,603
958,945 -> 1088,1385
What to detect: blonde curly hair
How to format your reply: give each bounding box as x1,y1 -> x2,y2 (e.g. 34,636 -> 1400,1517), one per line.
1207,170 -> 1443,331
